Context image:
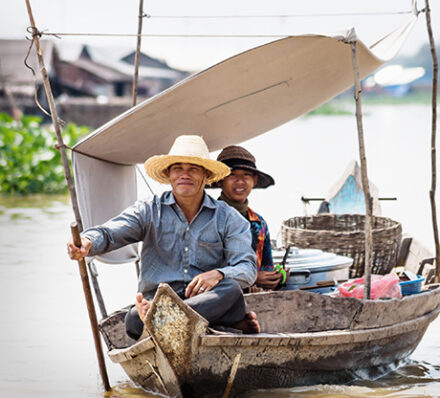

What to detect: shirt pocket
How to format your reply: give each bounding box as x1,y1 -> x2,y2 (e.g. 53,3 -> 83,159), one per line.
195,239 -> 224,271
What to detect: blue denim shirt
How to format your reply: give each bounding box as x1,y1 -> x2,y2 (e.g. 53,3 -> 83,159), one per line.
83,191 -> 257,299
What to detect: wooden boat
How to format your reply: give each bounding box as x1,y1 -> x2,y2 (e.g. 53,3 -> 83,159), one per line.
66,12 -> 440,398
100,231 -> 439,398
101,270 -> 440,397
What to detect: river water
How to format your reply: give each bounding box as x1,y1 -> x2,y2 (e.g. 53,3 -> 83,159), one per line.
1,104 -> 439,397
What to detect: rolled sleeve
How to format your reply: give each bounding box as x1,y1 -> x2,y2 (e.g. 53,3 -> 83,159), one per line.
216,210 -> 257,288
82,200 -> 148,257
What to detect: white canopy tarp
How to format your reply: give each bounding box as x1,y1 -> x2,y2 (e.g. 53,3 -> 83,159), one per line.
72,19 -> 416,264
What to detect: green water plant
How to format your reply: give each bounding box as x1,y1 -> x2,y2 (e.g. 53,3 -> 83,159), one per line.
0,113 -> 90,196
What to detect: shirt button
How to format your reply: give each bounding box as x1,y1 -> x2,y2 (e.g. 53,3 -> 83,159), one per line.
184,269 -> 188,274
184,247 -> 188,252
186,227 -> 190,232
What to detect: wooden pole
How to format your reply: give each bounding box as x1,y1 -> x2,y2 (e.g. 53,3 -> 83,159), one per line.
132,0 -> 144,107
0,59 -> 22,121
24,0 -> 83,231
25,0 -> 111,391
222,353 -> 241,398
350,40 -> 373,299
71,223 -> 111,391
424,0 -> 440,283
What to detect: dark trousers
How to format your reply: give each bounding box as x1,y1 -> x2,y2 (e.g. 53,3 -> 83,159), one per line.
125,278 -> 246,340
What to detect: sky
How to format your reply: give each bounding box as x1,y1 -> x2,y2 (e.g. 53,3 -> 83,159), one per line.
1,0 -> 439,71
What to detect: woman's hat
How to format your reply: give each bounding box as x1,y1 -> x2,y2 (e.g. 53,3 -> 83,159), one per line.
144,135 -> 231,185
213,145 -> 275,189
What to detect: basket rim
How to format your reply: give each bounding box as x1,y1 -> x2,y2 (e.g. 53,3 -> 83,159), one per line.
281,213 -> 402,235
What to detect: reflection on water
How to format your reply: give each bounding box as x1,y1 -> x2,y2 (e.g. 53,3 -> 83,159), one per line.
1,105 -> 440,397
242,361 -> 440,398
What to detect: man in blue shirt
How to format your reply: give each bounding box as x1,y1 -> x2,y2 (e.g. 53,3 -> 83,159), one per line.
67,135 -> 260,338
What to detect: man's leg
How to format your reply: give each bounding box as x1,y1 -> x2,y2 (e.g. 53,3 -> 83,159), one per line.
184,279 -> 259,333
184,278 -> 246,326
125,279 -> 258,340
125,305 -> 144,340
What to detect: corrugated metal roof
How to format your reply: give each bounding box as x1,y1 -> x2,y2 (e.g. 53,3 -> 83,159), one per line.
80,45 -> 185,80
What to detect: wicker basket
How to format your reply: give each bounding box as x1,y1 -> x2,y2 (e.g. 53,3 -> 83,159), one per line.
281,214 -> 402,278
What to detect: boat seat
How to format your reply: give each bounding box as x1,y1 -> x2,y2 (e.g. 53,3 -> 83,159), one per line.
99,307 -> 137,349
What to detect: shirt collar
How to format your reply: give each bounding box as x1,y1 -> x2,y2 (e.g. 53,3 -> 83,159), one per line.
247,207 -> 261,223
162,190 -> 216,210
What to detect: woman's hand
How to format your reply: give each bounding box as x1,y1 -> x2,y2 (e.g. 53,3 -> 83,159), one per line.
255,270 -> 282,290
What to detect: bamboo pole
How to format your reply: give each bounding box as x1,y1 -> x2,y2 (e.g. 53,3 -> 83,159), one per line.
24,0 -> 83,230
132,0 -> 144,107
350,40 -> 373,299
424,0 -> 440,283
71,223 -> 111,391
25,0 -> 111,391
222,353 -> 241,398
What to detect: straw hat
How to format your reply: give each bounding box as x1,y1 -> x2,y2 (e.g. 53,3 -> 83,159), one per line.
144,135 -> 231,185
212,145 -> 275,189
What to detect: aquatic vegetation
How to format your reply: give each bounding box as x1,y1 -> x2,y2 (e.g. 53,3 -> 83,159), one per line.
0,113 -> 89,195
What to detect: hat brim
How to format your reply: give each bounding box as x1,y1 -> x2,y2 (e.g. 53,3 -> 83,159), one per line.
208,163 -> 275,189
144,155 -> 231,185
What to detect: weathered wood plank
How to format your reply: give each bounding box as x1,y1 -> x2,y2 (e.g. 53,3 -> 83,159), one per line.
108,336 -> 155,363
245,290 -> 362,333
99,308 -> 136,349
200,305 -> 440,347
145,284 -> 208,377
351,285 -> 440,329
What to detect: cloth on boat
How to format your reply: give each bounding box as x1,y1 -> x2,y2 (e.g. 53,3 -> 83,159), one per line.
82,190 -> 257,299
125,278 -> 246,340
73,152 -> 139,264
72,17 -> 417,264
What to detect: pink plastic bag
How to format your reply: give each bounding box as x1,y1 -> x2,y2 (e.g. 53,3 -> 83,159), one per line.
338,272 -> 402,299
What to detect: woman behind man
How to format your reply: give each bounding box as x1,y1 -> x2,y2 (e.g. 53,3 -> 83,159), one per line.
214,145 -> 283,291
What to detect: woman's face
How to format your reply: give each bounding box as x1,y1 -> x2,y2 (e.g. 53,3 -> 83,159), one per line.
220,169 -> 258,203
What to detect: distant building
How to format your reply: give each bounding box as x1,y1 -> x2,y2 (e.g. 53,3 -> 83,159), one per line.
0,39 -> 57,116
0,40 -> 189,127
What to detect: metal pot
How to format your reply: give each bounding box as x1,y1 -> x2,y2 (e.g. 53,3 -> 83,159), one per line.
272,247 -> 353,292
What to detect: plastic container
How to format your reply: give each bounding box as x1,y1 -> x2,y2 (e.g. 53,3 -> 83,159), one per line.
272,248 -> 353,292
399,275 -> 425,296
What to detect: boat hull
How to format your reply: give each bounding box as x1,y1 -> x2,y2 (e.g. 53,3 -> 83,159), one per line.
188,307 -> 439,396
105,284 -> 440,397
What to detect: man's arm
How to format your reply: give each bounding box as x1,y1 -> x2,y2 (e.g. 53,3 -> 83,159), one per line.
67,200 -> 150,260
216,210 -> 257,288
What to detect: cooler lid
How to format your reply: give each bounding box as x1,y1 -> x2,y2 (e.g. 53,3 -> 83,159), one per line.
272,247 -> 353,272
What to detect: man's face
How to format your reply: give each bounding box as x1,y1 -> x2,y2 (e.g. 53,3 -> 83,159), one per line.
219,169 -> 258,203
168,163 -> 207,199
